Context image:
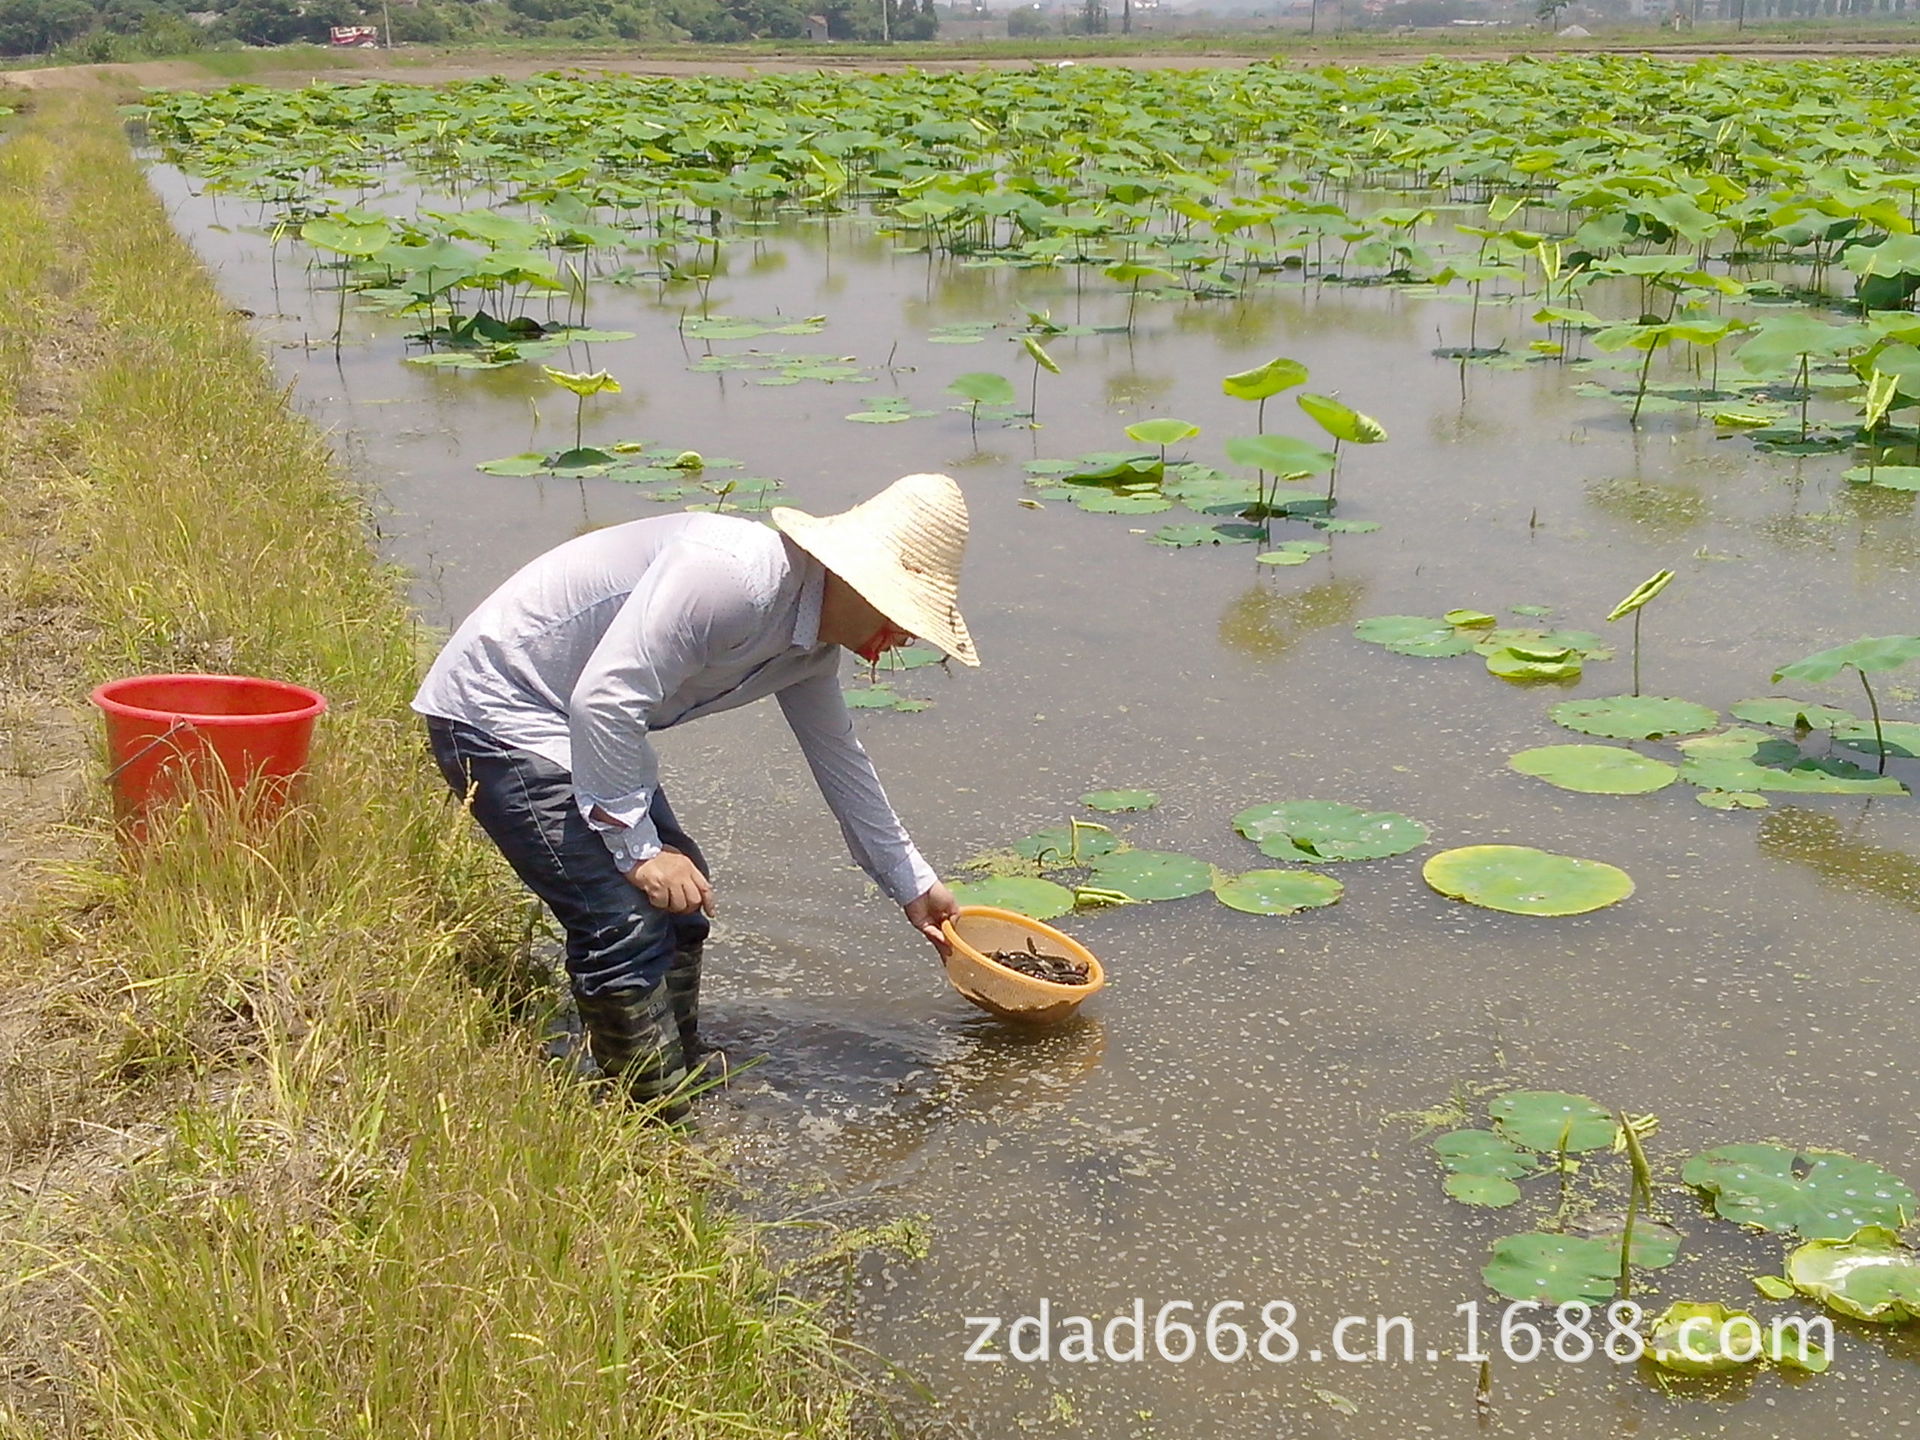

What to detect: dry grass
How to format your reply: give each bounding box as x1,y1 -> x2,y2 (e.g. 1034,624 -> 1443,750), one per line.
0,93 -> 860,1439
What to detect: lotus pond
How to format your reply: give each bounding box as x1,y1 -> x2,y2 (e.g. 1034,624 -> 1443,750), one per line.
144,57 -> 1920,1436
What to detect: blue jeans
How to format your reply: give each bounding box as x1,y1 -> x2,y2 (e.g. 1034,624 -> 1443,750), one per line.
425,716 -> 710,998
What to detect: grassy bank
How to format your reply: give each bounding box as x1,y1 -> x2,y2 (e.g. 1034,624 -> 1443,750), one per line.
0,91 -> 855,1438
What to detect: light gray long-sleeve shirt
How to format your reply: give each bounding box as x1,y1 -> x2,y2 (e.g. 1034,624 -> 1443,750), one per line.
412,512 -> 939,906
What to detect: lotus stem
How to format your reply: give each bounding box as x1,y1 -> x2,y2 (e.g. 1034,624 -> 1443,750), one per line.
1555,1116 -> 1573,1211
1617,1178 -> 1637,1301
1632,609 -> 1643,698
1858,667 -> 1888,775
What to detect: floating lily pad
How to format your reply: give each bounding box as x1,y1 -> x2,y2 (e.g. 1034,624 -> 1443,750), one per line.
1232,800 -> 1429,863
1432,1129 -> 1534,1179
1086,849 -> 1213,901
1353,615 -> 1477,658
1549,695 -> 1718,740
1446,1173 -> 1522,1207
947,875 -> 1075,921
1081,789 -> 1159,813
1843,465 -> 1920,491
1073,490 -> 1174,514
1679,753 -> 1907,795
1310,518 -> 1381,534
1509,744 -> 1679,795
1682,1145 -> 1917,1240
1566,1211 -> 1683,1270
842,685 -> 928,712
1489,1091 -> 1616,1153
1645,1302 -> 1766,1375
874,644 -> 946,672
1752,1274 -> 1796,1301
1013,825 -> 1119,866
1424,846 -> 1634,916
1833,720 -> 1920,759
1786,1225 -> 1920,1324
1212,869 -> 1344,915
1482,1233 -> 1619,1306
1148,524 -> 1256,548
1445,609 -> 1498,628
1255,540 -> 1330,566
1729,697 -> 1857,730
1697,790 -> 1770,810
476,452 -> 555,475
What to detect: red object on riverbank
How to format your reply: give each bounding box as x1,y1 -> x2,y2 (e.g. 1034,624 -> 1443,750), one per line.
91,674 -> 328,829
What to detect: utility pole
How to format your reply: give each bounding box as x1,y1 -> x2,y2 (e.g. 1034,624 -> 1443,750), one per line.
881,0 -> 890,40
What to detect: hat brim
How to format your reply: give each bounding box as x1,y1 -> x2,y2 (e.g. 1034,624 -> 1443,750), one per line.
772,507 -> 979,667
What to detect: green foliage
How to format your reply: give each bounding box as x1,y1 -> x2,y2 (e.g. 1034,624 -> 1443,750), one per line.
1231,800 -> 1429,863
1682,1145 -> 1917,1240
1423,845 -> 1634,916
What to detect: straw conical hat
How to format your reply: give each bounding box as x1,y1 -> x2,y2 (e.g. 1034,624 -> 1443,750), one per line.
771,473 -> 978,667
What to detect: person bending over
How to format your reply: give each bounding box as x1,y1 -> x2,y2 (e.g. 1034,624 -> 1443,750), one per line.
414,473 -> 976,1119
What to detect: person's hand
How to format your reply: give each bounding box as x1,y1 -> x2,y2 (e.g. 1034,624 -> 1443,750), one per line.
626,847 -> 714,916
904,881 -> 959,956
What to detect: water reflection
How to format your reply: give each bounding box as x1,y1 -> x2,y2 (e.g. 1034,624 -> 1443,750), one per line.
1756,807 -> 1920,914
1218,577 -> 1365,662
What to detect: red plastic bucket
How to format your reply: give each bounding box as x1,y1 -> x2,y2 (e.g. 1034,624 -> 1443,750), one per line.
90,673 -> 328,827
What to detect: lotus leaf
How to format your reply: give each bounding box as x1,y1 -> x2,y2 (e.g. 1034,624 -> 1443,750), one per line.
1697,790 -> 1770,810
1021,334 -> 1060,374
1232,800 -> 1429,863
1566,1212 -> 1683,1270
1224,433 -> 1338,478
477,453 -> 554,476
1645,1302 -> 1766,1375
1124,418 -> 1201,447
1679,753 -> 1906,795
541,367 -> 620,397
1080,790 -> 1158,812
1485,645 -> 1582,682
1312,519 -> 1382,534
1212,869 -> 1344,915
1431,1130 -> 1534,1179
1423,846 -> 1634,917
1255,540 -> 1329,566
1481,1233 -> 1619,1306
875,644 -> 946,671
1684,1146 -> 1917,1239
1549,695 -> 1718,740
1833,720 -> 1920,759
1508,744 -> 1679,795
1843,465 -> 1920,491
1087,850 -> 1213,902
1444,609 -> 1497,628
1296,392 -> 1387,445
1352,615 -> 1477,658
1149,524 -> 1254,548
948,372 -> 1016,406
1751,1275 -> 1796,1301
1773,634 -> 1920,684
1074,491 -> 1174,514
1222,356 -> 1308,402
1786,1225 -> 1920,1324
1488,1091 -> 1616,1153
843,685 -> 907,710
1728,697 -> 1857,730
948,875 -> 1076,921
1445,1173 -> 1521,1207
1605,568 -> 1674,622
1475,628 -> 1610,659
1013,825 -> 1119,866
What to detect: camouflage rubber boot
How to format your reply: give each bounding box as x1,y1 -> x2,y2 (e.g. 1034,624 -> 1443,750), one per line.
666,943 -> 729,1079
572,981 -> 691,1124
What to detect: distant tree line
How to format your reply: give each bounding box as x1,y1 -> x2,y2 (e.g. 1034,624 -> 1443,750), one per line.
0,0 -> 936,59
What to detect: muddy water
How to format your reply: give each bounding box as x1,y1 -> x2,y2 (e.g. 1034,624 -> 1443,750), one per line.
153,164 -> 1920,1437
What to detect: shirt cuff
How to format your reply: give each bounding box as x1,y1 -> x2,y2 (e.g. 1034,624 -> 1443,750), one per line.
878,846 -> 940,908
578,790 -> 662,872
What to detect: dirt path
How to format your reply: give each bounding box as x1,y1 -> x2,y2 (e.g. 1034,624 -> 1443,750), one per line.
8,36 -> 1920,93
